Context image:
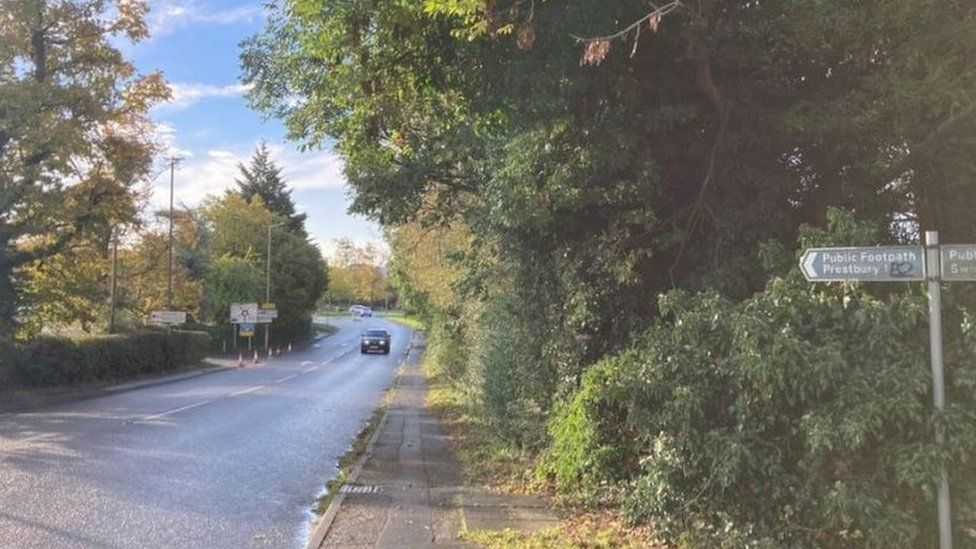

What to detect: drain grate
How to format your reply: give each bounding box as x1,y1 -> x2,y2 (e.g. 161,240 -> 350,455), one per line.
340,484 -> 382,494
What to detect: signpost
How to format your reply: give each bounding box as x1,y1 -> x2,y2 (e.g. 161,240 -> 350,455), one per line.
800,246 -> 924,282
800,232 -> 953,549
941,245 -> 976,281
257,302 -> 278,324
149,310 -> 186,326
230,302 -> 258,325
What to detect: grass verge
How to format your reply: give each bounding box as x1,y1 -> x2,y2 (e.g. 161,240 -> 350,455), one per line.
314,404 -> 386,514
460,514 -> 659,548
422,347 -> 656,548
312,323 -> 340,337
382,311 -> 426,331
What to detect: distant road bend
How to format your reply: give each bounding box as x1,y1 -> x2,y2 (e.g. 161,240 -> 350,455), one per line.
0,318 -> 410,549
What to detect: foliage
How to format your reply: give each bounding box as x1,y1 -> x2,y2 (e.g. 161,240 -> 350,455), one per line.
0,330 -> 209,388
244,0 -> 976,545
0,0 -> 168,341
118,213 -> 207,326
542,213 -> 976,546
235,141 -> 308,234
202,193 -> 327,344
323,238 -> 391,307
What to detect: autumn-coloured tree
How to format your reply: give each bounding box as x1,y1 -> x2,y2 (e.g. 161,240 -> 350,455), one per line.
0,0 -> 168,340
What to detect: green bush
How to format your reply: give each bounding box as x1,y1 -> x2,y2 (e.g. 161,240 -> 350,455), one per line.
542,212 -> 976,546
6,330 -> 210,388
471,294 -> 556,451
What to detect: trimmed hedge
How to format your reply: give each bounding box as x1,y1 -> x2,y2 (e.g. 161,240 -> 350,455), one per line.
0,330 -> 210,388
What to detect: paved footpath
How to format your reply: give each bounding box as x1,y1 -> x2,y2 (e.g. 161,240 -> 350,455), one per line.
315,337 -> 558,548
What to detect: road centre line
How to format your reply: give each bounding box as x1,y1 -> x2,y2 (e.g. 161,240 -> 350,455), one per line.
274,374 -> 299,383
230,385 -> 266,397
301,360 -> 312,366
142,400 -> 213,421
306,366 -> 319,372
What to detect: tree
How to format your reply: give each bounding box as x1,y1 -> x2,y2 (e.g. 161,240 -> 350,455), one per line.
235,142 -> 308,234
203,193 -> 327,342
324,238 -> 391,307
120,212 -> 207,326
0,0 -> 168,341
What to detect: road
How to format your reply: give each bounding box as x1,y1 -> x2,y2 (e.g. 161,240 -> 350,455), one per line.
0,318 -> 411,549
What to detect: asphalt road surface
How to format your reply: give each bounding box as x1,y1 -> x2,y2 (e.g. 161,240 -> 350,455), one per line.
0,318 -> 411,549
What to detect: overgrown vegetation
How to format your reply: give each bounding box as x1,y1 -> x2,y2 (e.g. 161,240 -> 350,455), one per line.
243,0 -> 976,545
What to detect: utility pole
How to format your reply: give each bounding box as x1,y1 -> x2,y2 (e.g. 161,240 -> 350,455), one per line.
108,227 -> 119,334
265,222 -> 283,350
166,156 -> 182,309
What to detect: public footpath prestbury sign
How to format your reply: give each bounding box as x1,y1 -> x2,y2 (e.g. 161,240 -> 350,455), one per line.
800,235 -> 956,549
800,246 -> 924,281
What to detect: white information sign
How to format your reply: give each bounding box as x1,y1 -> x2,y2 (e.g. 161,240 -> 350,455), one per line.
150,310 -> 186,325
230,302 -> 259,324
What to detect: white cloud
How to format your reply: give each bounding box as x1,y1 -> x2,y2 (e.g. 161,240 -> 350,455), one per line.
147,1 -> 264,38
154,121 -> 193,157
149,138 -> 348,209
156,81 -> 252,111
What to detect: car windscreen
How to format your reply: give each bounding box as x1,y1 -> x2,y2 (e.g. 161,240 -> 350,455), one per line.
364,330 -> 389,337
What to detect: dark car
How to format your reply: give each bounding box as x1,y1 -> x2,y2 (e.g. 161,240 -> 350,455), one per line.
361,329 -> 391,354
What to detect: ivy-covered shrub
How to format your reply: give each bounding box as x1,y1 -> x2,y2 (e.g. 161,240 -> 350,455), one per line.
542,211 -> 976,546
5,330 -> 210,388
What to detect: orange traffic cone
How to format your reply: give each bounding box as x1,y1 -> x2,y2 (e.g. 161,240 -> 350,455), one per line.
237,352 -> 243,368
253,350 -> 259,364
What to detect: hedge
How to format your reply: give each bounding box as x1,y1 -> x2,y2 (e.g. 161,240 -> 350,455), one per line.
0,330 -> 210,388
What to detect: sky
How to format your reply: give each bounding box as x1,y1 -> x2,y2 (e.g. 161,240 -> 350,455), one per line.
123,0 -> 383,258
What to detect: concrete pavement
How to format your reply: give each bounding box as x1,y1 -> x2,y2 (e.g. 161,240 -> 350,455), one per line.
316,335 -> 558,548
0,318 -> 409,548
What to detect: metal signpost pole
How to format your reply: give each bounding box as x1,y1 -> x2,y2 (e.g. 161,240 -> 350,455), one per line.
926,231 -> 952,549
801,237 -> 956,545
266,224 -> 272,350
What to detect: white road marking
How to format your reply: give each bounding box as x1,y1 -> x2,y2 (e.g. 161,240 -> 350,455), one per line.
230,385 -> 266,397
304,366 -> 318,373
301,360 -> 312,366
274,374 -> 299,383
142,400 -> 213,421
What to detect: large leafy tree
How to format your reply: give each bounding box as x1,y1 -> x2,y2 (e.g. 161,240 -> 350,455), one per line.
235,142 -> 308,234
0,0 -> 167,341
203,193 -> 327,342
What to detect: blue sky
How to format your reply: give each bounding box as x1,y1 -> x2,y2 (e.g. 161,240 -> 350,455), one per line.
125,0 -> 383,257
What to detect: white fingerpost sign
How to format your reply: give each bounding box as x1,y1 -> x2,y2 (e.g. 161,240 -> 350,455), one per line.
940,245 -> 976,281
800,246 -> 924,281
800,232 -> 954,549
150,310 -> 186,325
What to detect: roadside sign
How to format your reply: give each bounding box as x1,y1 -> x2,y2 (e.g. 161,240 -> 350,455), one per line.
800,235 -> 961,548
800,246 -> 924,282
260,302 -> 276,310
257,308 -> 278,323
239,322 -> 255,337
150,310 -> 186,325
941,245 -> 976,281
230,302 -> 259,324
